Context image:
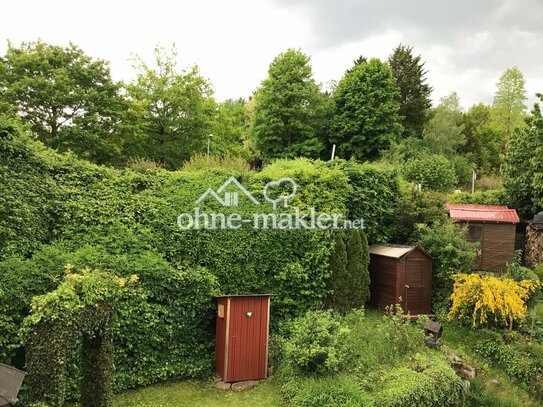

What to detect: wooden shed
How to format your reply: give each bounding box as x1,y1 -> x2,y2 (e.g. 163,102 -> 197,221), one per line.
215,295 -> 271,383
369,244 -> 432,315
448,204 -> 520,271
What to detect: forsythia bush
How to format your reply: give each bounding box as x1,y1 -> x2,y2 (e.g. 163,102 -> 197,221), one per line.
448,273 -> 539,329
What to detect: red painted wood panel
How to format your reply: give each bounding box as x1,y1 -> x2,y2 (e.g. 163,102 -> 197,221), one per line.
225,296 -> 269,382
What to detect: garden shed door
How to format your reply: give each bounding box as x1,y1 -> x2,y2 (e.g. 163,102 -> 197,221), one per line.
226,296 -> 269,382
404,256 -> 432,315
216,295 -> 271,383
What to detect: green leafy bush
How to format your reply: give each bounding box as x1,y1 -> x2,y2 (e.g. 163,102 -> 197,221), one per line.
449,154 -> 474,185
389,191 -> 448,243
403,154 -> 458,192
416,220 -> 478,314
0,117 -> 60,260
324,160 -> 401,243
369,360 -> 464,407
448,188 -> 509,205
284,310 -> 352,376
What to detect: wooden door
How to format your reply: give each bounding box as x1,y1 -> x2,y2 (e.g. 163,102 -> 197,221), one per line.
403,257 -> 431,315
226,297 -> 269,382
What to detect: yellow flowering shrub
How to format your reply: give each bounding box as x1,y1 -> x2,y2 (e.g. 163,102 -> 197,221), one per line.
448,273 -> 539,329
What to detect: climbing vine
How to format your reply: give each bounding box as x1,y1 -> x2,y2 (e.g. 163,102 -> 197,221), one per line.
23,265 -> 137,407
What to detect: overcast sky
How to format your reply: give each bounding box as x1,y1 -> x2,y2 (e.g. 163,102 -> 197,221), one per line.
1,0 -> 542,108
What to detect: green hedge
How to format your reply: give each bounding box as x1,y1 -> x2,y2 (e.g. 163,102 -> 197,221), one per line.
0,128 -> 407,400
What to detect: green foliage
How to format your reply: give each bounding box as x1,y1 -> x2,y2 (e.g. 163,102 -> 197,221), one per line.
449,189 -> 508,206
182,153 -> 250,175
423,92 -> 465,156
403,154 -> 458,192
475,335 -> 543,397
330,58 -> 402,160
0,117 -> 60,260
506,251 -> 538,282
369,361 -> 463,407
325,160 -> 401,243
283,310 -> 352,376
0,41 -> 128,165
326,233 -> 348,310
327,229 -> 370,312
280,375 -> 371,407
211,98 -> 252,159
23,267 -> 134,407
388,44 -> 432,137
390,191 -> 448,243
279,310 -> 463,407
81,333 -> 114,407
492,67 -> 528,148
252,49 -> 327,159
345,229 -> 370,306
125,46 -> 216,169
503,94 -> 543,217
449,154 -> 474,186
416,220 -> 478,313
461,103 -> 502,173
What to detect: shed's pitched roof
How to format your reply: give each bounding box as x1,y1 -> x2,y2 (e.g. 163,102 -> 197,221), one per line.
447,204 -> 520,223
369,244 -> 429,259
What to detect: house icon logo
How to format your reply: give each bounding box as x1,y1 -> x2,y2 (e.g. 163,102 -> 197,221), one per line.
196,177 -> 260,207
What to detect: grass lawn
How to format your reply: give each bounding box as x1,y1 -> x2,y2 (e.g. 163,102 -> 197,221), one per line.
113,380 -> 283,407
110,315 -> 540,407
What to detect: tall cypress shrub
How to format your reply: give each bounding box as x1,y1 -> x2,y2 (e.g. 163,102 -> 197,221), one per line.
326,232 -> 349,311
346,229 -> 371,307
327,229 -> 371,312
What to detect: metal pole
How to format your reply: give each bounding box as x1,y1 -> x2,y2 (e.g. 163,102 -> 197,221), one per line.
331,144 -> 336,160
207,134 -> 212,156
471,170 -> 476,193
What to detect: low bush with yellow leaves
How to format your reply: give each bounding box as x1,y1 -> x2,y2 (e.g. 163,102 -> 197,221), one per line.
448,273 -> 539,329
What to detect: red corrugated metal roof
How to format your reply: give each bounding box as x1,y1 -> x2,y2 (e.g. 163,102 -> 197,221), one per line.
447,204 -> 520,223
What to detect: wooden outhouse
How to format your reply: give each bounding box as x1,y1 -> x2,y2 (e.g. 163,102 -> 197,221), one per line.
215,295 -> 271,383
448,204 -> 520,271
369,244 -> 432,315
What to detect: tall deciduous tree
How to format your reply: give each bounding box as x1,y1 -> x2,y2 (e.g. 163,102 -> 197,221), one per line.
423,92 -> 465,156
461,103 -> 501,173
388,44 -> 432,137
330,58 -> 401,160
252,49 -> 327,159
126,46 -> 216,169
503,94 -> 543,217
492,67 -> 527,150
0,41 -> 128,164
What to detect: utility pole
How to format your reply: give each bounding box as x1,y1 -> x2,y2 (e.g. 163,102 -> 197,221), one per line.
471,170 -> 477,193
331,144 -> 336,160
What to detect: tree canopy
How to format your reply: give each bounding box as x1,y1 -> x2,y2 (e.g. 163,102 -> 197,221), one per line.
388,44 -> 432,137
423,92 -> 465,156
125,46 -> 216,169
0,41 -> 128,164
330,58 -> 401,160
492,66 -> 527,149
503,94 -> 543,217
252,49 -> 327,160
